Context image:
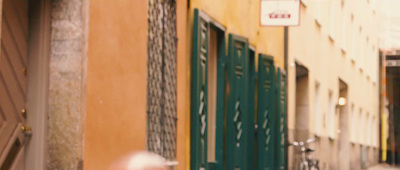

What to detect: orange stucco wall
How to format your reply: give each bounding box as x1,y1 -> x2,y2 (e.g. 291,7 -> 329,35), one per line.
189,0 -> 285,68
84,1 -> 148,170
176,0 -> 189,169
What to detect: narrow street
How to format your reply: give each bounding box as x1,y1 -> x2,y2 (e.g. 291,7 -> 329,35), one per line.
369,164 -> 400,170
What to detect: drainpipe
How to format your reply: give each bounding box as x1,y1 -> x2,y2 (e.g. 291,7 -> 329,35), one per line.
389,68 -> 395,166
379,51 -> 382,163
284,26 -> 289,168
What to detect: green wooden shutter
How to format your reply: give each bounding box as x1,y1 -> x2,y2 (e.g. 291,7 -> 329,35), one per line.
256,54 -> 276,170
191,9 -> 227,170
214,26 -> 226,170
226,34 -> 249,170
276,68 -> 287,170
191,9 -> 209,170
247,48 -> 256,170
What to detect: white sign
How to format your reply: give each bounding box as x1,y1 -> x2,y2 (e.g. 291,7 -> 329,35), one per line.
260,0 -> 300,26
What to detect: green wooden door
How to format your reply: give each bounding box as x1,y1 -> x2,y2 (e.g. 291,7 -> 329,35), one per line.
256,54 -> 276,170
226,34 -> 249,170
276,68 -> 287,170
191,9 -> 209,170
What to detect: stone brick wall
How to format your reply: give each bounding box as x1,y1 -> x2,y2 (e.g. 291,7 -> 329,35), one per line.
47,0 -> 89,169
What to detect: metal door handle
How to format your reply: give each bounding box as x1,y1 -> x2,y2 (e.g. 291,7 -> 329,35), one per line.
21,124 -> 32,137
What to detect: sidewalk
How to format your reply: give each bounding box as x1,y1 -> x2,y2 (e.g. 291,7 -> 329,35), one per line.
368,164 -> 400,170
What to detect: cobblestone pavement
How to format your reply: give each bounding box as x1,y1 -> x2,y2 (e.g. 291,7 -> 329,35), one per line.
368,164 -> 400,170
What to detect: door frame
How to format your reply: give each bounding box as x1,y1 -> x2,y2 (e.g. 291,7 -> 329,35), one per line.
24,0 -> 52,169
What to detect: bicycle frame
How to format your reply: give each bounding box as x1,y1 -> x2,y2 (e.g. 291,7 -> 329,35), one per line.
289,139 -> 319,170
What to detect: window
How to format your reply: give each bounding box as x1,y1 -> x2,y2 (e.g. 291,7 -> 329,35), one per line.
359,34 -> 365,71
373,116 -> 377,146
147,0 -> 177,161
350,104 -> 355,142
366,113 -> 370,145
328,91 -> 335,138
365,113 -> 369,145
329,1 -> 336,40
301,0 -> 308,7
351,16 -> 356,62
369,44 -> 374,75
369,115 -> 374,146
315,0 -> 322,26
314,82 -> 321,136
359,109 -> 363,144
351,31 -> 356,62
357,27 -> 362,65
341,11 -> 347,51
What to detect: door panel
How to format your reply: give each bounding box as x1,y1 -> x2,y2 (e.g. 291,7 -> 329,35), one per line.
257,54 -> 276,170
0,49 -> 26,112
11,0 -> 29,37
0,77 -> 20,154
0,125 -> 25,170
226,34 -> 249,170
2,21 -> 28,92
0,0 -> 29,168
9,146 -> 24,170
0,108 -> 5,128
3,0 -> 29,62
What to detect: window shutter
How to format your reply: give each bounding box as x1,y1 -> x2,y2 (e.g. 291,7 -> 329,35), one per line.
246,48 -> 256,170
256,54 -> 276,170
225,34 -> 250,170
191,8 -> 209,170
276,68 -> 288,170
214,28 -> 226,170
191,9 -> 226,170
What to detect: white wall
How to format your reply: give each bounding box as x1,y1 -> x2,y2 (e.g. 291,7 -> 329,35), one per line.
288,0 -> 380,147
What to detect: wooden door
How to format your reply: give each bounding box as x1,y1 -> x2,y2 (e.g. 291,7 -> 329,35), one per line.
0,0 -> 30,169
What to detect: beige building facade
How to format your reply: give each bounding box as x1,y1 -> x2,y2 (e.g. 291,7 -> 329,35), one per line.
288,0 -> 380,169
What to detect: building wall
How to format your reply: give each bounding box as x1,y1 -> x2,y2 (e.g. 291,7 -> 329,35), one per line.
188,0 -> 285,68
176,0 -> 189,169
186,0 -> 285,169
288,0 -> 380,169
84,1 -> 148,170
47,0 -> 89,169
350,143 -> 362,170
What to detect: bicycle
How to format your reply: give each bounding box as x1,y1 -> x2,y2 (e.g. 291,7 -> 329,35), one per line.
289,138 -> 320,170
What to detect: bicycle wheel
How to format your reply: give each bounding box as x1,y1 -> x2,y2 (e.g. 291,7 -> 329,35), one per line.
299,162 -> 310,170
309,165 -> 319,170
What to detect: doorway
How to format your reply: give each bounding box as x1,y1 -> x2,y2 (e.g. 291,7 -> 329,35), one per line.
386,64 -> 400,165
295,62 -> 309,141
292,62 -> 309,169
338,79 -> 349,170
